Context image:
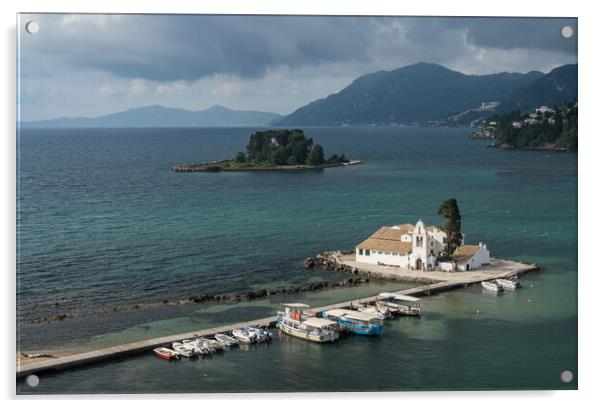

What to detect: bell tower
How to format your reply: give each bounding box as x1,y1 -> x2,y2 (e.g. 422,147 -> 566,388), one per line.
411,219 -> 429,270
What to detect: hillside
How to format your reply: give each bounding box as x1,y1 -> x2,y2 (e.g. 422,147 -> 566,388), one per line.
21,105 -> 282,128
273,63 -> 576,126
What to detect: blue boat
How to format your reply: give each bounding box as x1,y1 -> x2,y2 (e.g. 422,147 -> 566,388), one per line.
322,309 -> 383,336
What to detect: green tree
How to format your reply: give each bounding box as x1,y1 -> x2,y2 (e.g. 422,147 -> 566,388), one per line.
235,151 -> 247,163
306,144 -> 325,166
438,198 -> 463,255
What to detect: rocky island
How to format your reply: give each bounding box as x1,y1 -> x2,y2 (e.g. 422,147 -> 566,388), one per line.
172,129 -> 360,172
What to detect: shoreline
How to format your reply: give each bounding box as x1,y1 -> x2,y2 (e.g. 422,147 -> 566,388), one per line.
172,159 -> 362,172
17,252 -> 538,379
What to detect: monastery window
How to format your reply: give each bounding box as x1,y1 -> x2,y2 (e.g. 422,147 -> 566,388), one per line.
365,250 -> 370,256
358,249 -> 364,255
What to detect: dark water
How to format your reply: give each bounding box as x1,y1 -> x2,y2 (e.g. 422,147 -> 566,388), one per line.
16,126 -> 577,393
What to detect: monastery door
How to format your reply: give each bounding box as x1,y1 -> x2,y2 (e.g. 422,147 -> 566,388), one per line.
416,258 -> 423,270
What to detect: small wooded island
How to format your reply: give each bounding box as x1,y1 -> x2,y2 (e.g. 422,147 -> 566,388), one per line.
172,129 -> 360,172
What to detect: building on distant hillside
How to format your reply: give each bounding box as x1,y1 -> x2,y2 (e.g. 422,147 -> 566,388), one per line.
535,105 -> 556,114
355,219 -> 490,272
512,121 -> 523,128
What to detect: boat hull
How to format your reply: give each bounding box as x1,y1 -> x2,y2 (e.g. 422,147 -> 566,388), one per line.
153,349 -> 177,360
277,323 -> 339,343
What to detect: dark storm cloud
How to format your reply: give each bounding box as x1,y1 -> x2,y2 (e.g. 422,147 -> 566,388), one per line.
20,15 -> 577,84
464,17 -> 577,53
22,15 -> 373,81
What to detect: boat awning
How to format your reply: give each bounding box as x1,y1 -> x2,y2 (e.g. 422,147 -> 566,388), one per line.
378,293 -> 421,302
281,303 -> 310,308
303,317 -> 338,328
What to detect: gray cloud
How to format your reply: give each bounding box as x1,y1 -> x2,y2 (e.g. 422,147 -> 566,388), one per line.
18,14 -> 577,120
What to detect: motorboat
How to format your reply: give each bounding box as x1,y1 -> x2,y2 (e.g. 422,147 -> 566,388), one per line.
232,328 -> 256,344
246,326 -> 271,343
482,281 -> 503,292
195,336 -> 222,352
214,333 -> 239,347
376,293 -> 422,316
172,342 -> 196,358
182,339 -> 210,355
322,308 -> 383,335
276,303 -> 340,343
357,306 -> 392,320
495,278 -> 520,290
153,347 -> 179,360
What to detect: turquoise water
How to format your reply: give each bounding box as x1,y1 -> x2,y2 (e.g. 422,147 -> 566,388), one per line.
16,126 -> 577,393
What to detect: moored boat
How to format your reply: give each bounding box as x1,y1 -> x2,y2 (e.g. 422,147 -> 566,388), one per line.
376,293 -> 422,316
357,306 -> 392,320
195,336 -> 222,352
183,339 -> 210,355
322,308 -> 383,335
214,333 -> 239,347
276,303 -> 340,343
246,326 -> 271,343
232,328 -> 256,344
172,342 -> 196,358
153,347 -> 180,360
495,278 -> 520,290
482,281 -> 503,292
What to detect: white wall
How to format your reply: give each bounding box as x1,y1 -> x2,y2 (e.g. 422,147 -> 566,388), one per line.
439,262 -> 455,272
356,248 -> 409,267
456,246 -> 490,271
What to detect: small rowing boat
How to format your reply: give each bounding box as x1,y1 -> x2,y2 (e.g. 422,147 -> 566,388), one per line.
153,347 -> 179,360
481,281 -> 503,292
495,278 -> 520,290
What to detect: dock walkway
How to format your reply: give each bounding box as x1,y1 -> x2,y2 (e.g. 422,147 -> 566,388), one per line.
17,258 -> 537,379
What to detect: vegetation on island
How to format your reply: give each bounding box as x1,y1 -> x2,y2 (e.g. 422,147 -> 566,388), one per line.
172,129 -> 352,172
236,129 -> 349,166
481,102 -> 577,151
438,198 -> 463,258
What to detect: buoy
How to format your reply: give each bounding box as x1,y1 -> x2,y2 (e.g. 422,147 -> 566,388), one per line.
528,298 -> 532,303
476,310 -> 480,314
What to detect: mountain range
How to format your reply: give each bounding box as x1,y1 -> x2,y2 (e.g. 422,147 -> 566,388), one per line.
22,62 -> 577,128
22,105 -> 282,128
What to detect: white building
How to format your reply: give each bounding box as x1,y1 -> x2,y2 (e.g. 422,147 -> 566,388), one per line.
535,105 -> 556,114
453,243 -> 490,271
355,219 -> 490,272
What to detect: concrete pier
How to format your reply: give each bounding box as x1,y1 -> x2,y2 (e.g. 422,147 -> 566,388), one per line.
17,258 -> 537,379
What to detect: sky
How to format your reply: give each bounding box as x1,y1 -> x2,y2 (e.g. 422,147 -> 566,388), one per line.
18,14 -> 577,121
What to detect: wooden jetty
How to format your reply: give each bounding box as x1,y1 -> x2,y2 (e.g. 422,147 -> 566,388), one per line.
17,259 -> 537,379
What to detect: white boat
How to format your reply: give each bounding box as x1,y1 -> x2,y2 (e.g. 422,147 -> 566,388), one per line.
195,336 -> 220,352
482,281 -> 503,292
214,333 -> 239,347
276,303 -> 340,343
232,328 -> 256,344
182,339 -> 210,355
246,326 -> 271,343
172,342 -> 196,358
376,293 -> 422,316
357,306 -> 392,320
495,278 -> 520,290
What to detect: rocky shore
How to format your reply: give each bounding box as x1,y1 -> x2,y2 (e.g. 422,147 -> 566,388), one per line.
24,274 -> 370,325
304,250 -> 443,284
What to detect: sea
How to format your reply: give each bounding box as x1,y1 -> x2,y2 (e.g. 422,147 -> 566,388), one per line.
16,126 -> 577,393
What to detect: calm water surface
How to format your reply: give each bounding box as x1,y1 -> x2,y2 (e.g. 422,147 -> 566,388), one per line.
16,126 -> 577,393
